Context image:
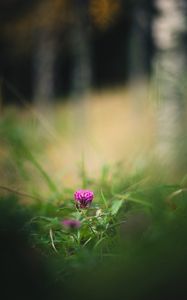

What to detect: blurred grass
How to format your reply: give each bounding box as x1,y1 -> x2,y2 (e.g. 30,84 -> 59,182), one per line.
1,168 -> 187,299
0,87 -> 166,197
1,87 -> 187,298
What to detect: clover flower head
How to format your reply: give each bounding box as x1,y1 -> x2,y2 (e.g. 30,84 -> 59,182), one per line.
74,189 -> 94,209
62,219 -> 81,229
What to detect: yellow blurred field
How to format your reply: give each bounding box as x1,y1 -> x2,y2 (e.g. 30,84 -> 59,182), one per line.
0,85 -> 179,196
32,86 -> 155,185
45,87 -> 156,185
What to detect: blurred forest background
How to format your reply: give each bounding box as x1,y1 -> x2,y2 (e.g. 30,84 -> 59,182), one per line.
0,0 -> 155,102
0,0 -> 187,190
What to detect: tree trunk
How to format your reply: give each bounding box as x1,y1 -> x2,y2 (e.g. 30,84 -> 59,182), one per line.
153,0 -> 187,176
70,1 -> 91,100
129,4 -> 151,81
33,29 -> 57,109
128,2 -> 153,112
69,1 -> 92,137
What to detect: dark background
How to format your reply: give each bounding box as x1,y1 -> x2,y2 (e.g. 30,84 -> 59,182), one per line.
0,0 -> 156,104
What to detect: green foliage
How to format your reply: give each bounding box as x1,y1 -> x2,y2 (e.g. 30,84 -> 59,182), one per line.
1,110 -> 187,298
2,161 -> 187,298
0,111 -> 59,193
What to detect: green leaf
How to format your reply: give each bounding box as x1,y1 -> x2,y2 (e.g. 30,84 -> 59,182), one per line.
100,189 -> 108,208
110,199 -> 124,215
94,237 -> 107,249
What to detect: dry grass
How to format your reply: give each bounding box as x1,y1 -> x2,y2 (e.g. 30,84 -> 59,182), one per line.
0,86 -> 161,194
43,87 -> 157,186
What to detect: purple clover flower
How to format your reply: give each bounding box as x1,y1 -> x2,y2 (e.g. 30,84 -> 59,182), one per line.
62,219 -> 81,229
74,189 -> 94,209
